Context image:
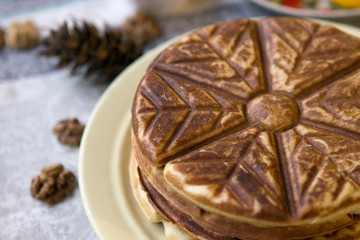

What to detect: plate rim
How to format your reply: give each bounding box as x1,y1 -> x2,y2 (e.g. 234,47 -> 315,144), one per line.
78,32 -> 182,240
78,18 -> 360,240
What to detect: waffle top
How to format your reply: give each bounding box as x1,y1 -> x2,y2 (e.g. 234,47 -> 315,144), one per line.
131,17 -> 360,226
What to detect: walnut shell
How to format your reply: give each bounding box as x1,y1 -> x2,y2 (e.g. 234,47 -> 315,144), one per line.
5,20 -> 39,50
30,163 -> 76,204
0,28 -> 4,49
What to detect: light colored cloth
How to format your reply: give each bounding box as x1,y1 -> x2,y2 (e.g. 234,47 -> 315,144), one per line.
0,0 -> 359,239
0,70 -> 105,240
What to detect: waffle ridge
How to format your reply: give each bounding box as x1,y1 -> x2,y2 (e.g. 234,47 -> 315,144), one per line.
131,17 -> 360,226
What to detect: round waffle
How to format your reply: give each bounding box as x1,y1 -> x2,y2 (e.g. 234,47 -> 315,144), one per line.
130,154 -> 360,240
131,17 -> 360,238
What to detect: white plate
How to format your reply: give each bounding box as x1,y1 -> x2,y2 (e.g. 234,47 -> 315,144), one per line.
251,0 -> 360,18
78,20 -> 360,240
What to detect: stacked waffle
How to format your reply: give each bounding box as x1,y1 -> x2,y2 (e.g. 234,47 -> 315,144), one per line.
130,17 -> 360,240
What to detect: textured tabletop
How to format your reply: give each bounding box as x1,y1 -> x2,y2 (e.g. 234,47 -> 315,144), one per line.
0,0 -> 359,239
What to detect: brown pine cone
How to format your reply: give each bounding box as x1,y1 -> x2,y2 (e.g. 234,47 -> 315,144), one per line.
0,28 -> 4,49
41,12 -> 161,80
53,118 -> 85,146
31,164 -> 76,204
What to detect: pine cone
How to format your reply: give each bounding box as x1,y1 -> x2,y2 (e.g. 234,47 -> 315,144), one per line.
41,21 -> 142,80
120,12 -> 161,51
31,164 -> 76,204
41,12 -> 160,81
0,28 -> 4,50
53,118 -> 85,146
5,20 -> 39,50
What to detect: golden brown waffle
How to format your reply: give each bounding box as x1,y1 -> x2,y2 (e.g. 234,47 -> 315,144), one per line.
130,17 -> 360,238
130,154 -> 360,240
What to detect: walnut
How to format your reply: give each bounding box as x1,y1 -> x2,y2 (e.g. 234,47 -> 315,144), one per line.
5,20 -> 39,50
30,164 -> 76,204
0,28 -> 4,49
53,118 -> 85,146
120,12 -> 161,49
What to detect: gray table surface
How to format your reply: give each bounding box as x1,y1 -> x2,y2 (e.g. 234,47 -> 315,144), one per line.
0,0 -> 359,239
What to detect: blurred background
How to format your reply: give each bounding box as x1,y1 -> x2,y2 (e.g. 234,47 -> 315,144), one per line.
0,0 -> 360,239
0,0 -> 359,80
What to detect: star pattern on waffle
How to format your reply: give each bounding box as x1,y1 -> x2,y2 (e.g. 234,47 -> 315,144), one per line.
132,17 -> 360,223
